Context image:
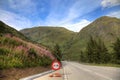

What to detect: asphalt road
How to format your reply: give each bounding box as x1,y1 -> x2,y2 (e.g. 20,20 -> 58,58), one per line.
63,61 -> 120,80
20,61 -> 120,80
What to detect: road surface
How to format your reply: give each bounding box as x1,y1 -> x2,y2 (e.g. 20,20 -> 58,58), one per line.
20,61 -> 120,80
63,61 -> 120,80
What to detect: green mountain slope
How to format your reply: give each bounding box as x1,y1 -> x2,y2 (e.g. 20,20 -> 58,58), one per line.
20,27 -> 77,48
0,21 -> 28,40
0,21 -> 54,69
64,16 -> 120,61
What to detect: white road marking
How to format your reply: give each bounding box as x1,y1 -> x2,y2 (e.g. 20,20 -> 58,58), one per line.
63,67 -> 68,80
63,62 -> 68,80
70,63 -> 113,80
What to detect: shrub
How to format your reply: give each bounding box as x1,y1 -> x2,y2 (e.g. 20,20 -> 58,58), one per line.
0,47 -> 9,55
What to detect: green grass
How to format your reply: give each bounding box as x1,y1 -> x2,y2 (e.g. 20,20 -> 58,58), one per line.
0,35 -> 52,69
0,21 -> 53,69
81,62 -> 120,68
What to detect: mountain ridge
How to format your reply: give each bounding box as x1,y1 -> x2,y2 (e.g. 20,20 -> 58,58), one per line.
20,26 -> 77,48
64,16 -> 120,60
19,16 -> 120,61
0,21 -> 29,41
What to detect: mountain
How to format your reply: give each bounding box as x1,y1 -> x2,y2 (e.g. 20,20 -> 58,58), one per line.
64,16 -> 120,61
20,27 -> 77,48
0,21 -> 54,69
19,16 -> 120,61
0,21 -> 28,40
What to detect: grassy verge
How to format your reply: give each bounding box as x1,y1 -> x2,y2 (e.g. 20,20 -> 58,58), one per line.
81,62 -> 120,68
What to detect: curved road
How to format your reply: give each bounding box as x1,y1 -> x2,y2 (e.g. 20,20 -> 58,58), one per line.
63,61 -> 120,80
20,61 -> 120,80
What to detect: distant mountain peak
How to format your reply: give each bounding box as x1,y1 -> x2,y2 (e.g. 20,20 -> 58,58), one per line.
82,16 -> 120,31
20,26 -> 77,47
0,20 -> 5,24
64,16 -> 120,61
93,16 -> 120,23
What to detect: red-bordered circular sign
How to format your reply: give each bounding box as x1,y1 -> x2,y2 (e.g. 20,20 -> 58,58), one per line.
51,60 -> 61,70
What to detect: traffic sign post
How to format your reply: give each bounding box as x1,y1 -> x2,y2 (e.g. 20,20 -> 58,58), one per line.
51,60 -> 61,70
49,60 -> 62,77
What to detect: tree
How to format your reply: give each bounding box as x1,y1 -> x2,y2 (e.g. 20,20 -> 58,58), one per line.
97,38 -> 110,63
53,44 -> 62,61
113,38 -> 120,64
79,51 -> 87,62
85,36 -> 99,63
85,36 -> 109,63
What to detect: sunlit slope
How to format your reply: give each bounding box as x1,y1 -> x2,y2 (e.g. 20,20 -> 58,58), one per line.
0,21 -> 54,69
20,27 -> 77,47
0,21 -> 28,40
64,16 -> 120,60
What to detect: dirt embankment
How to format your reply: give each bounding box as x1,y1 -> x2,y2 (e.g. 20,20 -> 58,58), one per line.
0,67 -> 50,80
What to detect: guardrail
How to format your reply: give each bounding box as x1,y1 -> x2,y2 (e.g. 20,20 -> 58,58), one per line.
19,70 -> 55,80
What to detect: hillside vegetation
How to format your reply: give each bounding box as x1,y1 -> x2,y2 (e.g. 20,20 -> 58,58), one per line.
0,21 -> 28,40
19,16 -> 120,65
20,27 -> 77,49
0,21 -> 54,69
64,16 -> 120,63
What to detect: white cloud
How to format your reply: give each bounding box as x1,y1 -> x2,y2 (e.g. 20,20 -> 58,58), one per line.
41,0 -> 99,32
101,0 -> 120,8
62,19 -> 91,32
0,9 -> 32,30
44,0 -> 100,28
107,10 -> 120,18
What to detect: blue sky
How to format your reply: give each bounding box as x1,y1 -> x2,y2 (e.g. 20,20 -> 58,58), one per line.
0,0 -> 120,32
